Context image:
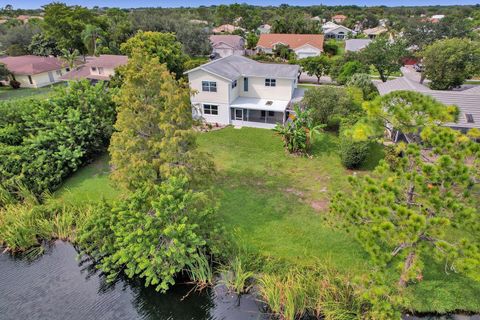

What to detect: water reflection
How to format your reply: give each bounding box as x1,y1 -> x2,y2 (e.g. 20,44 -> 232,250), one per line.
0,241 -> 265,320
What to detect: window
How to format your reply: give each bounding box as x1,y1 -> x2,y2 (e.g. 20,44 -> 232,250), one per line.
202,81 -> 217,92
56,70 -> 62,76
231,80 -> 237,89
466,113 -> 475,123
91,67 -> 97,72
66,67 -> 70,72
98,67 -> 104,75
265,78 -> 276,87
203,104 -> 218,115
28,75 -> 33,85
268,111 -> 275,117
244,77 -> 248,91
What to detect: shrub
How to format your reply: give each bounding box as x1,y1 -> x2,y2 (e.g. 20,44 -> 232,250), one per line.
78,176 -> 220,292
0,80 -> 116,196
336,61 -> 369,85
346,73 -> 378,100
339,137 -> 370,169
9,79 -> 20,89
324,39 -> 340,56
302,86 -> 362,130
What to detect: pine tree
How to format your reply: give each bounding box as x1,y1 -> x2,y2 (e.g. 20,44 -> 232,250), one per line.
328,126 -> 480,288
109,50 -> 213,191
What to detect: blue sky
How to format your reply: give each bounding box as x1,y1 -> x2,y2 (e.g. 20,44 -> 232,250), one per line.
5,0 -> 479,9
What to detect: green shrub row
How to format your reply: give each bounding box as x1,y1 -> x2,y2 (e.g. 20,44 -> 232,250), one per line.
0,81 -> 116,196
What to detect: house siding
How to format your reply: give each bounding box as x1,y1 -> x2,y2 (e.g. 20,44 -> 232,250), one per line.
13,68 -> 67,88
240,77 -> 294,101
188,70 -> 230,105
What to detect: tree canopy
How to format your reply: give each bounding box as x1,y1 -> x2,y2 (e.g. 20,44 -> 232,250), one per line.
422,38 -> 480,90
120,31 -> 187,78
109,51 -> 212,191
360,38 -> 408,82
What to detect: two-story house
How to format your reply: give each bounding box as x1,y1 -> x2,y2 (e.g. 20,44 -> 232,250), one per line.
186,55 -> 300,129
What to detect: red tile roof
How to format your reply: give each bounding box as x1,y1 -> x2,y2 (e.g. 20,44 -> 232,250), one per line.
257,34 -> 324,51
0,55 -> 64,75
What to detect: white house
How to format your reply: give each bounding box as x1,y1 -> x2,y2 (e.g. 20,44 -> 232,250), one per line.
256,34 -> 324,59
257,24 -> 272,34
322,22 -> 356,40
61,55 -> 128,83
185,55 -> 301,129
209,35 -> 245,58
0,55 -> 68,88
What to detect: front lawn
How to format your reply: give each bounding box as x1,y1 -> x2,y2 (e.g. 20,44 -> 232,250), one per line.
0,82 -> 64,101
54,127 -> 480,313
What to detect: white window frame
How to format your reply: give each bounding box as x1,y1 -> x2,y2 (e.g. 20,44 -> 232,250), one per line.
265,78 -> 276,87
202,81 -> 217,92
203,104 -> 218,115
231,79 -> 237,89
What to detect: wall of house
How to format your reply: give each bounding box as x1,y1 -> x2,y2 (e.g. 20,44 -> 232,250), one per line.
192,102 -> 230,125
239,77 -> 294,101
189,70 -> 230,104
89,66 -> 116,77
294,45 -> 321,59
13,68 -> 67,88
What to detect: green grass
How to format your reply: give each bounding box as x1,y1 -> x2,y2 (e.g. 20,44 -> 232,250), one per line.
55,127 -> 480,313
54,154 -> 120,205
0,82 -> 64,101
369,65 -> 402,78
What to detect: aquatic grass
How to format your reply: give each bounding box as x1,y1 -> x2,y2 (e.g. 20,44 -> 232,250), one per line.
258,264 -> 362,320
217,256 -> 255,294
0,201 -> 52,252
185,252 -> 215,290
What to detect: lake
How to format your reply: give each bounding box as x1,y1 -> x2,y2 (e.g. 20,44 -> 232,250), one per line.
0,241 -> 266,320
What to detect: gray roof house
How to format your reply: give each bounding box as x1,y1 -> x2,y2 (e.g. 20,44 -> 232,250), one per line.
375,77 -> 480,135
209,35 -> 245,58
345,39 -> 372,52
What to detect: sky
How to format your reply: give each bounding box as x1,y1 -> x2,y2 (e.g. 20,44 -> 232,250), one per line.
5,0 -> 480,9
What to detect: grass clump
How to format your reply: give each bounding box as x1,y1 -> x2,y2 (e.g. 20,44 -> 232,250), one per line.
217,256 -> 255,294
258,264 -> 362,320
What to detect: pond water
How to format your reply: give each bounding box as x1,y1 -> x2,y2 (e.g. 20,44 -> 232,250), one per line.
1,241 -> 478,320
0,241 -> 266,320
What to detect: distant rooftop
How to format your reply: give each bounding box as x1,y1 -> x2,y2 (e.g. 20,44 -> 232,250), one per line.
0,55 -> 64,75
375,77 -> 480,129
185,55 -> 299,81
345,39 -> 372,52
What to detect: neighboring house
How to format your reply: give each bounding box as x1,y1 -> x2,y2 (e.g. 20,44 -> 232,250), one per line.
363,26 -> 388,39
185,55 -> 301,129
345,39 -> 372,52
332,14 -> 347,24
322,22 -> 356,40
375,76 -> 480,140
212,24 -> 243,34
16,15 -> 43,23
257,24 -> 272,34
256,34 -> 324,59
0,55 -> 68,88
209,35 -> 245,58
61,55 -> 128,83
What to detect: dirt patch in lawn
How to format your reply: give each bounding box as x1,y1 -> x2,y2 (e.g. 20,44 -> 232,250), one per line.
310,199 -> 330,212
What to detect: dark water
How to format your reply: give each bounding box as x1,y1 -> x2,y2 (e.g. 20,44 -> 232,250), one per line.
0,241 -> 266,320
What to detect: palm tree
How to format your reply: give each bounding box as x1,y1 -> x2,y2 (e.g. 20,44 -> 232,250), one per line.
81,24 -> 103,56
60,49 -> 80,70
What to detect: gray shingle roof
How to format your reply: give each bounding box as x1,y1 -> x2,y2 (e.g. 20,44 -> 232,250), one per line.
375,77 -> 480,129
185,55 -> 299,81
345,39 -> 372,52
